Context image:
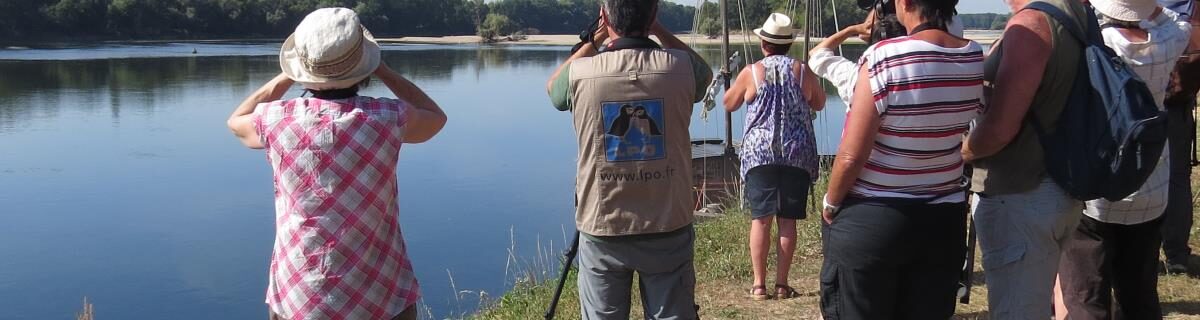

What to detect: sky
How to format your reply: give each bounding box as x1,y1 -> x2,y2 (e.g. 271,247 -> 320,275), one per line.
662,0 -> 1011,14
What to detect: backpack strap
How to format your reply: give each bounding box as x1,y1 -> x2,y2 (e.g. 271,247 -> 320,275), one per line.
1023,1 -> 1087,44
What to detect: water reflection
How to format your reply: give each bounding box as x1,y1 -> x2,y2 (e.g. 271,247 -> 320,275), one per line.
0,43 -> 854,320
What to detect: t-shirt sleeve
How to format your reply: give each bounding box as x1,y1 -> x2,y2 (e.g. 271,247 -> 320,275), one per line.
690,51 -> 714,103
865,47 -> 890,115
809,48 -> 858,102
252,102 -> 273,148
548,65 -> 573,111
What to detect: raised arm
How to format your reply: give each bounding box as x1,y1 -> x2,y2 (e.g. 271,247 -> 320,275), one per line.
962,10 -> 1052,162
547,18 -> 610,94
723,65 -> 755,112
374,63 -> 447,144
810,22 -> 871,58
227,73 -> 294,149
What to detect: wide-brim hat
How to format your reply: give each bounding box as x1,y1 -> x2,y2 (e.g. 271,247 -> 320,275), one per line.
1091,0 -> 1157,22
754,13 -> 796,45
280,7 -> 381,91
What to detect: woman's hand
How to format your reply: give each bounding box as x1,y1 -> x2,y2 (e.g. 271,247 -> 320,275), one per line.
853,21 -> 874,42
821,194 -> 840,225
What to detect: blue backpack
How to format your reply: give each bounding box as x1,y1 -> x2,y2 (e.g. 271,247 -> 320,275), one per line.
1024,2 -> 1167,201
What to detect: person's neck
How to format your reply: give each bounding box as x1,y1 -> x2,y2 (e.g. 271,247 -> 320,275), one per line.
902,16 -> 932,33
1008,0 -> 1031,14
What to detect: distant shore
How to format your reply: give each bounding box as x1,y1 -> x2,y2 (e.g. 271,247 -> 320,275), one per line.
377,31 -> 1002,46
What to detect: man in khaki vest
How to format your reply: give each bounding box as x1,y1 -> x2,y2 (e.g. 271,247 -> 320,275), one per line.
546,0 -> 711,318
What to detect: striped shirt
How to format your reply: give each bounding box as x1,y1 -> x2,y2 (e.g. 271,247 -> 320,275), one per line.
850,37 -> 984,203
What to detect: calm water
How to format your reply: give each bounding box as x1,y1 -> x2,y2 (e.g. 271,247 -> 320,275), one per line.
0,42 -> 849,319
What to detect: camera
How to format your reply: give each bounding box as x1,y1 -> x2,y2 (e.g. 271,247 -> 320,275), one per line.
857,0 -> 896,14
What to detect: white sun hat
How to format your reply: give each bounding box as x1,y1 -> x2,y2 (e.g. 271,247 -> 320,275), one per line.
754,13 -> 796,45
1091,0 -> 1157,22
280,7 -> 381,90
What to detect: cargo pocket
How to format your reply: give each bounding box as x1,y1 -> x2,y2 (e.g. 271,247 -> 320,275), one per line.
972,198 -> 1027,271
819,262 -> 841,320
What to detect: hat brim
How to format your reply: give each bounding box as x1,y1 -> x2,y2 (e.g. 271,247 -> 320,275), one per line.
280,29 -> 381,91
754,28 -> 794,45
1092,0 -> 1155,22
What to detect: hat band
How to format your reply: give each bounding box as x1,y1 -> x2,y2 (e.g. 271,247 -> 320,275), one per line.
302,30 -> 366,78
759,30 -> 793,40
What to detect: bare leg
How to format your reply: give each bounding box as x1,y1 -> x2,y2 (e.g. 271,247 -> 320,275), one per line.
750,216 -> 774,292
1053,275 -> 1068,320
775,217 -> 798,286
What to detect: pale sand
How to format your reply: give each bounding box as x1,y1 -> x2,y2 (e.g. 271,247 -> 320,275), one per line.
377,31 -> 1001,47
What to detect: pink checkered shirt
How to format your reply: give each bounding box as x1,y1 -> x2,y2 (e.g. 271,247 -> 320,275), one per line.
253,96 -> 420,320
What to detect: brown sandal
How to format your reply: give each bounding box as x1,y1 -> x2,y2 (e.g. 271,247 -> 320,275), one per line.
749,285 -> 772,301
774,284 -> 800,300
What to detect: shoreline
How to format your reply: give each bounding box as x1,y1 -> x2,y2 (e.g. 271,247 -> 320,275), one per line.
1,31 -> 1001,49
380,31 -> 1002,47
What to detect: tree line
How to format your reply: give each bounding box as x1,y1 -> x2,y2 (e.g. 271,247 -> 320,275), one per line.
0,0 -> 1001,42
0,0 -> 695,41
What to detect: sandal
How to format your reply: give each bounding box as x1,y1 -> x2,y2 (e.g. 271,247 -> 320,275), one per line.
749,285 -> 772,301
774,284 -> 801,300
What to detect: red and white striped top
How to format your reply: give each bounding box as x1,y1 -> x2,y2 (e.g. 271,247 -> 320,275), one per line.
851,37 -> 984,203
253,96 -> 420,320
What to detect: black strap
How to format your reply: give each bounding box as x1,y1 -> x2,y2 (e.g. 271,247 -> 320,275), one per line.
304,88 -> 358,100
602,37 -> 661,52
908,23 -> 946,35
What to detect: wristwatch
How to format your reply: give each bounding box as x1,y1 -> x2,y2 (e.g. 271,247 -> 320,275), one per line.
823,194 -> 840,213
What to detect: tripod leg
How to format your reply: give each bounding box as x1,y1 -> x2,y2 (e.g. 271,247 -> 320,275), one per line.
545,231 -> 581,320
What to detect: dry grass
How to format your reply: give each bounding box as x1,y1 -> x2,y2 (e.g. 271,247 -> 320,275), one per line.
75,297 -> 93,320
474,167 -> 1200,319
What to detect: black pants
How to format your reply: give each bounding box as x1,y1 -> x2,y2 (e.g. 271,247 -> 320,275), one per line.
820,200 -> 967,320
1163,106 -> 1194,265
1059,216 -> 1163,320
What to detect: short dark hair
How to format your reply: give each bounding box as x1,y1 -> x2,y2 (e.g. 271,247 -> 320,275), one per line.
911,0 -> 958,31
604,0 -> 659,37
762,41 -> 792,55
871,14 -> 907,43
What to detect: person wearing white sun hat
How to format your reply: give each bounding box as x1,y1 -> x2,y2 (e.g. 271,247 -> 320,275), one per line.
226,7 -> 447,320
1052,0 -> 1191,318
724,12 -> 826,301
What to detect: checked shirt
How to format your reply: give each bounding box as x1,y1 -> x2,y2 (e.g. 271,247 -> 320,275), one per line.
253,96 -> 420,320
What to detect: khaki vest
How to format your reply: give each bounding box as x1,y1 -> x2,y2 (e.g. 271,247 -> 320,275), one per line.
569,48 -> 698,236
972,0 -> 1087,195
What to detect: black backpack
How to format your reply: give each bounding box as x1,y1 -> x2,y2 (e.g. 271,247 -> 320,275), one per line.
1024,2 -> 1167,202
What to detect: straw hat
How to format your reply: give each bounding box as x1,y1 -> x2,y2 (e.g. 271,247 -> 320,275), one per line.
280,8 -> 381,90
1091,0 -> 1157,22
754,13 -> 796,45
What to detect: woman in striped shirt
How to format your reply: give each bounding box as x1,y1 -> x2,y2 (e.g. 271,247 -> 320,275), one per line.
818,0 -> 983,318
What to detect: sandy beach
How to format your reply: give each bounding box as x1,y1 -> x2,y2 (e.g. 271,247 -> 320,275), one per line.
377,31 -> 1002,47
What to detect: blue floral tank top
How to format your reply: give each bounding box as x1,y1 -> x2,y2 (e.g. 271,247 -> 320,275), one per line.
739,55 -> 818,180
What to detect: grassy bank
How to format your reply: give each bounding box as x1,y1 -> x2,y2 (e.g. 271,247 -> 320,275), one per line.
473,172 -> 1200,319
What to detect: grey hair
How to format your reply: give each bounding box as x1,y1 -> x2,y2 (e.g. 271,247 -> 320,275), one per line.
603,0 -> 660,37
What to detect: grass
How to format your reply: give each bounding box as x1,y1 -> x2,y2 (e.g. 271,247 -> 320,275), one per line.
473,167 -> 1200,319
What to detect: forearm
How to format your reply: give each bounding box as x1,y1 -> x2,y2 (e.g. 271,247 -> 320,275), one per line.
812,27 -> 855,54
825,152 -> 867,206
652,24 -> 702,60
378,69 -> 444,118
547,43 -> 600,92
230,74 -> 292,119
